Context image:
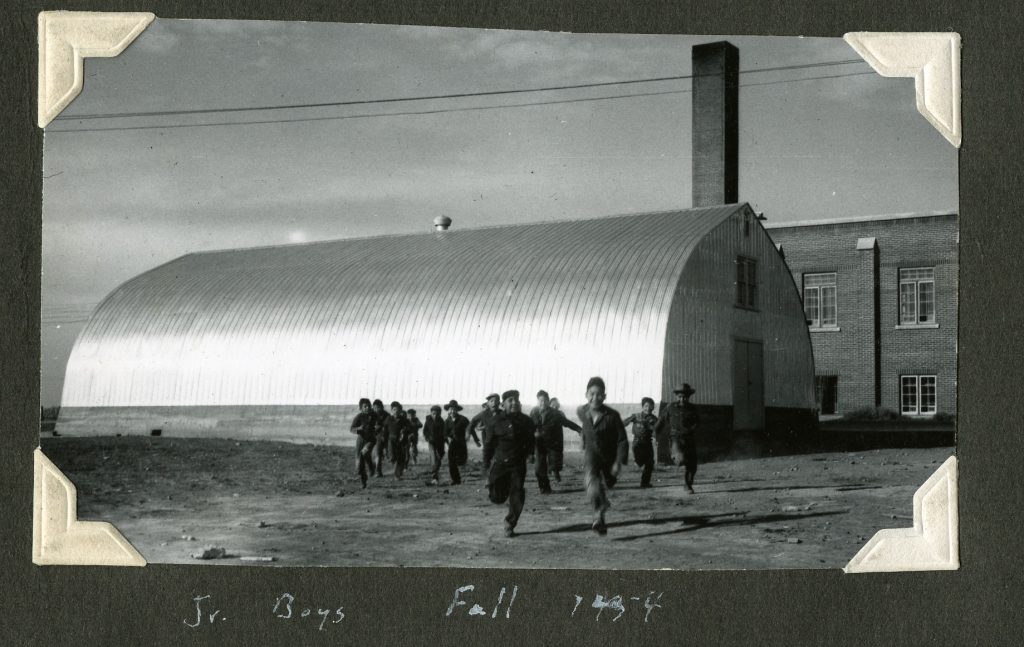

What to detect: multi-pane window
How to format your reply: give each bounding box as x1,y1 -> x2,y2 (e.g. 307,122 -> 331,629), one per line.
899,268 -> 936,325
901,375 -> 937,415
736,257 -> 758,309
803,273 -> 837,328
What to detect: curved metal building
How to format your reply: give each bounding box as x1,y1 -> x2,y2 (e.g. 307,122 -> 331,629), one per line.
58,203 -> 815,443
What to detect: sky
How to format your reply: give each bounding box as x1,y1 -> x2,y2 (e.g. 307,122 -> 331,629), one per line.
40,20 -> 958,406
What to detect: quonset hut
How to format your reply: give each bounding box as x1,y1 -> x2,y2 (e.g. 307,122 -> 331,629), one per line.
57,203 -> 816,447
56,41 -> 818,450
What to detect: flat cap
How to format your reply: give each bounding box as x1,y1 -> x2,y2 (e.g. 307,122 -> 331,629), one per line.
501,389 -> 520,401
429,404 -> 442,413
485,393 -> 501,401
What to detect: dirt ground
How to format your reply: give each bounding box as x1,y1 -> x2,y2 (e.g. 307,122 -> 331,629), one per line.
40,436 -> 953,570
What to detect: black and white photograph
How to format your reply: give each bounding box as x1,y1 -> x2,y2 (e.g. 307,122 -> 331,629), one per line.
39,19 -> 958,569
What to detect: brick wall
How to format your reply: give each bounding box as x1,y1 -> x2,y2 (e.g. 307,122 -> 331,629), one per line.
767,214 -> 958,416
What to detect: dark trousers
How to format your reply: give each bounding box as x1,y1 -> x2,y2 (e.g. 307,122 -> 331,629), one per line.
373,434 -> 387,476
390,438 -> 408,477
548,447 -> 564,474
670,434 -> 697,488
489,467 -> 526,531
430,445 -> 445,482
410,439 -> 419,463
534,439 -> 551,492
633,440 -> 654,488
583,451 -> 619,523
355,437 -> 374,485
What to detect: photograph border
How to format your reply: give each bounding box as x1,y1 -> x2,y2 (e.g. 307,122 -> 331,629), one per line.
3,0 -> 1017,644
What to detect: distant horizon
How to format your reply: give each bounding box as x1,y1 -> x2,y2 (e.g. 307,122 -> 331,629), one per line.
41,21 -> 958,406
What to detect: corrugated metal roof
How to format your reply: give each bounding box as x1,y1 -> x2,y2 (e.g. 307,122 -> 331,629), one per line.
62,205 -> 744,407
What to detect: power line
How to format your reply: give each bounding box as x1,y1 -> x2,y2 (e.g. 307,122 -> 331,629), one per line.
47,70 -> 878,135
53,59 -> 867,122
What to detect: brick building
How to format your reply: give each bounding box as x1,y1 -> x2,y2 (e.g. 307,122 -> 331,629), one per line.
766,212 -> 958,418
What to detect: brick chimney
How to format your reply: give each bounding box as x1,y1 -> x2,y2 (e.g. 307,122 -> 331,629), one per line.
691,41 -> 739,207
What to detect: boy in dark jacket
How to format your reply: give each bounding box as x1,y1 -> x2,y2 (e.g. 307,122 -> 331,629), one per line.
530,389 -> 582,492
576,377 -> 629,535
483,390 -> 535,537
386,402 -> 413,479
349,398 -> 377,488
423,405 -> 447,485
406,409 -> 423,464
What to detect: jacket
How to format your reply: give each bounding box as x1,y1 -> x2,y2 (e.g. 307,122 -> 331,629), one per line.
482,410 -> 535,483
530,406 -> 582,446
655,401 -> 700,438
350,411 -> 378,443
445,413 -> 479,445
423,415 -> 447,448
576,403 -> 629,466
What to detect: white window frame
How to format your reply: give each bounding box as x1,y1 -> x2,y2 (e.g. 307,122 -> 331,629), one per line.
803,272 -> 837,328
900,374 -> 937,416
899,267 -> 936,325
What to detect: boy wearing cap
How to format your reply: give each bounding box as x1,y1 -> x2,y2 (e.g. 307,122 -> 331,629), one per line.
530,390 -> 582,491
576,377 -> 629,535
444,400 -> 478,485
482,390 -> 535,537
406,409 -> 423,464
623,397 -> 658,488
349,398 -> 377,488
470,393 -> 501,447
423,405 -> 447,485
655,383 -> 700,493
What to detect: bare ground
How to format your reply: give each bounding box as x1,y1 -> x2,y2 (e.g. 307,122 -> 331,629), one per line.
40,436 -> 953,570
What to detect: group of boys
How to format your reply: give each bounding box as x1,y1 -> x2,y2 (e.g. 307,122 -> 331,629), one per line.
347,379 -> 701,537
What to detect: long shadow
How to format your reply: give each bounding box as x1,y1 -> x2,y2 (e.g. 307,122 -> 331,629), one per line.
707,483 -> 881,494
515,511 -> 749,536
612,509 -> 848,542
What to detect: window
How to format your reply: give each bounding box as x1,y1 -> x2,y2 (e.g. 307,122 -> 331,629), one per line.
901,375 -> 937,415
814,375 -> 838,415
899,268 -> 936,325
803,273 -> 837,328
736,257 -> 758,309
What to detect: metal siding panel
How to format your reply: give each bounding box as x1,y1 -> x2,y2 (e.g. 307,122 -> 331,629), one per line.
63,207 -> 754,417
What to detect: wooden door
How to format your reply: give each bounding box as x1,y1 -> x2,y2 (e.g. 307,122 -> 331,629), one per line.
733,339 -> 765,430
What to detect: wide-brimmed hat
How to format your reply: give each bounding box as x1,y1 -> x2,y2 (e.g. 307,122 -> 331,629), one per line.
673,383 -> 696,396
443,399 -> 463,411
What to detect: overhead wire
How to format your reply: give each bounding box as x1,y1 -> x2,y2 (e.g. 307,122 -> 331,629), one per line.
47,68 -> 878,134
53,58 -> 867,122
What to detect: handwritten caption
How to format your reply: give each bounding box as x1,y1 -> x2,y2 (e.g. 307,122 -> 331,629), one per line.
183,594 -> 345,632
183,586 -> 663,631
444,585 -> 663,622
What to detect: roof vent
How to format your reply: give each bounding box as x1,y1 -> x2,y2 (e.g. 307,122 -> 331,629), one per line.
433,216 -> 452,232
